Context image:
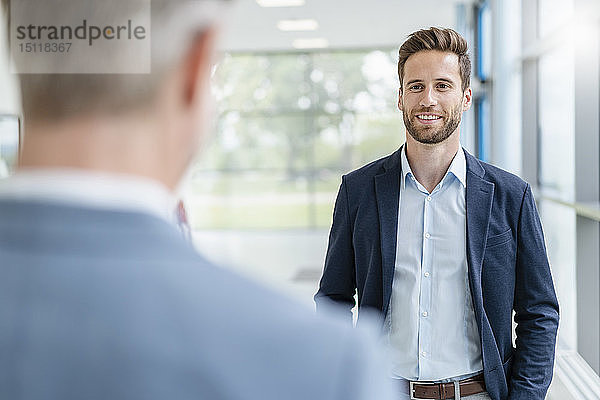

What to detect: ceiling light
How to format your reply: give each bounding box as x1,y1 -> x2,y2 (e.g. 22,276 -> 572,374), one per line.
277,19 -> 319,31
256,0 -> 305,7
292,38 -> 329,49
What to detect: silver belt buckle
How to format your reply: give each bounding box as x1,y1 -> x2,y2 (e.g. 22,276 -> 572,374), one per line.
409,381 -> 419,400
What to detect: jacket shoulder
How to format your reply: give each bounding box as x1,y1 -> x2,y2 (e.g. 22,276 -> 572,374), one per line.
477,159 -> 529,195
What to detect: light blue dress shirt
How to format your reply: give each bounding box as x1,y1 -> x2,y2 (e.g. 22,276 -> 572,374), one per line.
387,146 -> 483,381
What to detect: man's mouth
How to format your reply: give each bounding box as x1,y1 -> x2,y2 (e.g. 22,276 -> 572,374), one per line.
415,113 -> 442,123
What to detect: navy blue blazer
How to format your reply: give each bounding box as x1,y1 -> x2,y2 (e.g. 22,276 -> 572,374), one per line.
315,146 -> 559,400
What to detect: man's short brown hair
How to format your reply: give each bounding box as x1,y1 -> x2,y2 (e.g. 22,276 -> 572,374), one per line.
398,27 -> 471,92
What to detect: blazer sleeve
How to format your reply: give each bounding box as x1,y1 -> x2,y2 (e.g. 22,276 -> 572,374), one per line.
509,184 -> 560,400
314,176 -> 356,320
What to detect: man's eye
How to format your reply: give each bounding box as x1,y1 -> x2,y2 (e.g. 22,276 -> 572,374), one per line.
437,83 -> 450,89
409,85 -> 423,90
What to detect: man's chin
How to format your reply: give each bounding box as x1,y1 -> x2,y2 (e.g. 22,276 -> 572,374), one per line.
407,130 -> 451,145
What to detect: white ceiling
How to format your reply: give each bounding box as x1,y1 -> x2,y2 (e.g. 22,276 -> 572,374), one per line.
217,0 -> 474,53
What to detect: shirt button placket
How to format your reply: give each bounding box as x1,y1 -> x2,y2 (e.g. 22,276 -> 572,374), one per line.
421,193 -> 433,375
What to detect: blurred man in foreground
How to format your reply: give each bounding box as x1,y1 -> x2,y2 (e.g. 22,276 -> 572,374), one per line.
0,1 -> 394,398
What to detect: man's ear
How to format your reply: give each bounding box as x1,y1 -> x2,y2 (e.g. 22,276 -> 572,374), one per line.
462,87 -> 472,112
397,87 -> 403,111
182,27 -> 217,108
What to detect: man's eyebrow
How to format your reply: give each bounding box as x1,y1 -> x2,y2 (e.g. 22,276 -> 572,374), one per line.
405,79 -> 423,87
406,78 -> 454,86
405,77 -> 456,87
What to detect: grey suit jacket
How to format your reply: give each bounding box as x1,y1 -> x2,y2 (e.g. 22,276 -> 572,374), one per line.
0,199 -> 393,400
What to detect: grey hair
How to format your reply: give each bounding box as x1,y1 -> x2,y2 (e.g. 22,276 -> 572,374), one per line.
3,0 -> 229,122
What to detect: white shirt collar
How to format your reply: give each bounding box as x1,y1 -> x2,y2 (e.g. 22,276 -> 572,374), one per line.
447,147 -> 467,188
0,169 -> 179,224
400,145 -> 467,190
400,146 -> 414,191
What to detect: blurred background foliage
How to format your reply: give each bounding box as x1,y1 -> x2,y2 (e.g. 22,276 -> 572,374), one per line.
187,49 -> 405,229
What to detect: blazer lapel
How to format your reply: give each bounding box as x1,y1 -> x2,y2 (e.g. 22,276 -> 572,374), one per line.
374,148 -> 401,316
464,151 -> 494,316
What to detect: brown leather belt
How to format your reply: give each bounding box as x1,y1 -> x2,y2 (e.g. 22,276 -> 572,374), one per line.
409,373 -> 486,399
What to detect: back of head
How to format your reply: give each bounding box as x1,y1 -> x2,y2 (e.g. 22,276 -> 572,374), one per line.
397,27 -> 471,92
1,0 -> 228,122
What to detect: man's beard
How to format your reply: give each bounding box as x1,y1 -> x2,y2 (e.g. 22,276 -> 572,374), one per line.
403,102 -> 462,145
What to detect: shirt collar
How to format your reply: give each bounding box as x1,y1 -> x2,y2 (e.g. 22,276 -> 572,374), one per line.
448,147 -> 467,188
400,146 -> 413,191
0,169 -> 179,224
400,145 -> 467,190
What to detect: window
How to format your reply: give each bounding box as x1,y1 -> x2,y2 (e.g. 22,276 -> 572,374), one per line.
188,50 -> 404,229
537,45 -> 575,199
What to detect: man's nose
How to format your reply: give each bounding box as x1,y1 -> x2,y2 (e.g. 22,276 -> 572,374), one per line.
419,87 -> 437,107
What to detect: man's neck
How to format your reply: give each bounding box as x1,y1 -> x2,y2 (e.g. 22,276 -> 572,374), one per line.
18,114 -> 181,191
404,134 -> 460,193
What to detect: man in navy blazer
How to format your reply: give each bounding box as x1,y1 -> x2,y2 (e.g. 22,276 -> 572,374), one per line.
0,1 -> 395,399
315,27 -> 559,400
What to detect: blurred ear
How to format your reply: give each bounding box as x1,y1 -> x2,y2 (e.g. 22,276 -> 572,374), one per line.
397,88 -> 403,112
182,27 -> 217,109
462,87 -> 472,112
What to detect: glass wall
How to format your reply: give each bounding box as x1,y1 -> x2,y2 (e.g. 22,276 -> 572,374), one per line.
536,2 -> 578,353
474,0 -> 491,162
517,0 -> 600,387
187,50 -> 404,229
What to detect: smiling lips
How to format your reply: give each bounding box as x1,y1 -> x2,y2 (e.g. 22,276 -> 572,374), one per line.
415,113 -> 443,124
